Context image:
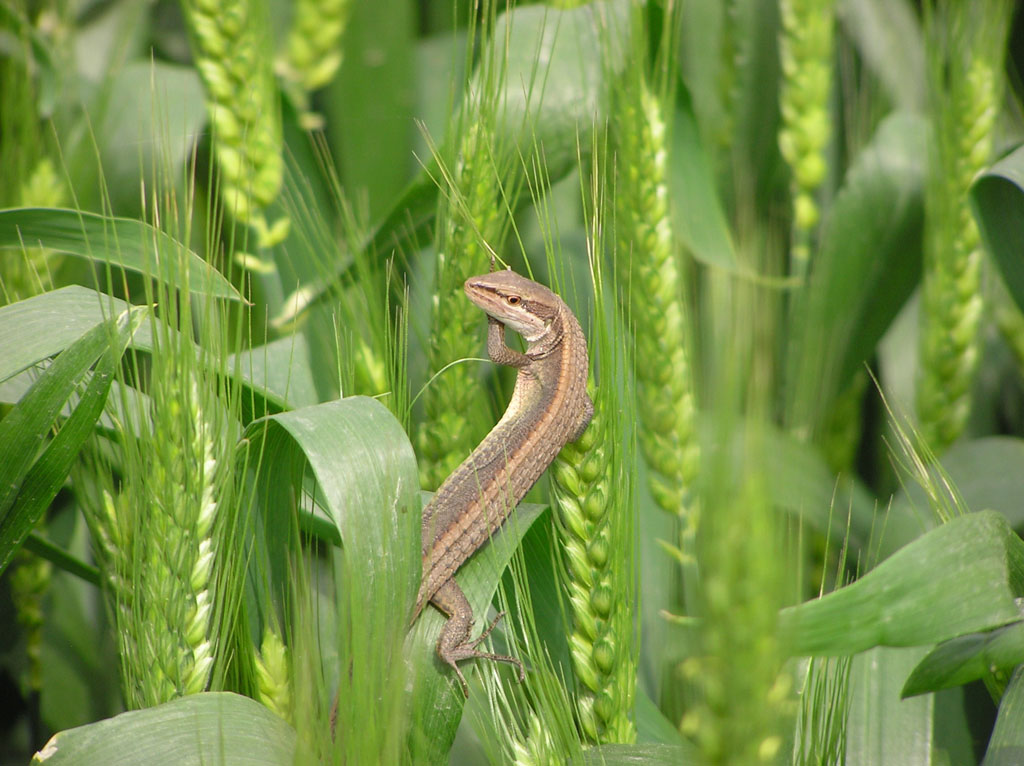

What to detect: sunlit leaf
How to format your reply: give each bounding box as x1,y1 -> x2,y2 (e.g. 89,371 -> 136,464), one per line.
31,692 -> 295,765
0,208 -> 243,302
781,511 -> 1024,655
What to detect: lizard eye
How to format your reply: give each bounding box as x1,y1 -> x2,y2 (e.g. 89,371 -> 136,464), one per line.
506,295 -> 521,305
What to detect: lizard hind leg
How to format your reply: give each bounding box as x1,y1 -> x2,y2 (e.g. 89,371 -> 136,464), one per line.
432,579 -> 525,696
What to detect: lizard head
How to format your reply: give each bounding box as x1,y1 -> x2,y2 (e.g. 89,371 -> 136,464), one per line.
464,269 -> 559,342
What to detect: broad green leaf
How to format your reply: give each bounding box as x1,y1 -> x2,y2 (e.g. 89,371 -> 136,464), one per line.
780,511 -> 1024,656
635,687 -> 688,747
0,286 -> 312,423
741,420 -> 877,550
490,0 -> 630,184
93,62 -> 208,215
0,286 -> 138,384
325,0 -> 414,221
229,334 -> 319,412
845,647 -> 934,766
983,666 -> 1024,765
574,743 -> 702,765
669,88 -> 736,269
245,397 -> 419,761
837,0 -> 925,111
0,208 -> 243,302
249,396 -> 419,599
902,621 -> 1024,698
787,112 -> 926,430
31,691 -> 295,765
407,500 -> 549,763
0,307 -> 145,573
971,143 -> 1024,314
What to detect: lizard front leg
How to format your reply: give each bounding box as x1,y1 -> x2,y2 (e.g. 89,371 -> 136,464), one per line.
487,315 -> 530,368
431,578 -> 525,696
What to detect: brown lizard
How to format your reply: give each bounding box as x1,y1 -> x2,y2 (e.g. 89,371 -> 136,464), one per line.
413,267 -> 593,695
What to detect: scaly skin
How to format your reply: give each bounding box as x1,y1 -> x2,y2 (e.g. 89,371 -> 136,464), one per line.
414,268 -> 592,695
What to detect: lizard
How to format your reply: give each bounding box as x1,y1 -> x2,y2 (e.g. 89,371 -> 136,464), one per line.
413,266 -> 593,696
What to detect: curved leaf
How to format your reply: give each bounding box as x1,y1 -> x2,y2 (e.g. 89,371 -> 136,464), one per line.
837,0 -> 925,111
0,208 -> 243,302
971,143 -> 1024,314
983,666 -> 1024,765
0,286 -> 139,384
781,511 -> 1024,656
574,743 -> 701,765
0,286 -> 310,422
0,306 -> 146,574
31,692 -> 295,766
669,88 -> 736,269
787,112 -> 927,427
845,647 -> 934,766
245,397 -> 419,760
903,620 -> 1024,698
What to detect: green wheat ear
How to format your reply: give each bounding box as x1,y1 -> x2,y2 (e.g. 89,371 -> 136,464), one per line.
551,384 -> 637,744
183,0 -> 289,255
417,118 -> 507,490
277,0 -> 351,127
613,80 -> 700,539
777,0 -> 835,273
917,0 -> 1011,453
255,626 -> 292,723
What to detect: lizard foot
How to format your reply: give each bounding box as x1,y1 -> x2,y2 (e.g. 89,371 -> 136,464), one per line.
441,611 -> 525,696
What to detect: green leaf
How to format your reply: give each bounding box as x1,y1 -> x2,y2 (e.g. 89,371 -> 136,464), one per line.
325,0 -> 414,221
407,501 -> 549,763
0,208 -> 243,302
902,621 -> 1024,698
739,419 -> 877,550
837,0 -> 925,111
780,511 -> 1024,656
31,691 -> 295,765
787,112 -> 926,428
0,307 -> 145,574
574,743 -> 702,765
229,334 -> 319,412
669,88 -> 736,269
845,647 -> 934,766
249,396 -> 419,600
635,686 -> 688,747
0,286 -> 136,384
489,0 -> 631,184
245,397 -> 419,760
971,143 -> 1024,314
983,666 -> 1024,765
0,287 -> 314,426
93,62 -> 208,215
